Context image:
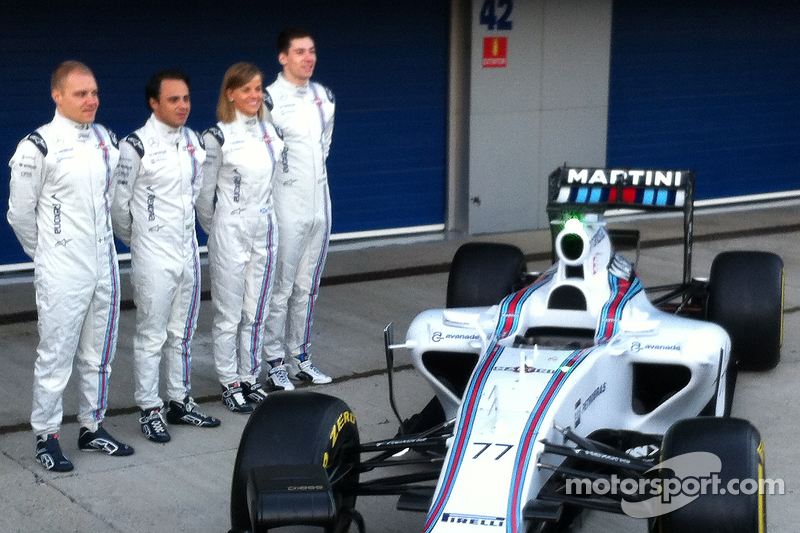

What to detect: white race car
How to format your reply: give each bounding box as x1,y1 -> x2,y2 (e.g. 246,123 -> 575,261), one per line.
228,167 -> 783,533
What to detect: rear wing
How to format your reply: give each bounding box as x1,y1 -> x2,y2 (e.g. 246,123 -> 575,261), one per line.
546,166 -> 696,283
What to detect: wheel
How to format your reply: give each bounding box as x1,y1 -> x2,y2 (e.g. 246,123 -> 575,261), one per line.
229,391 -> 360,533
446,242 -> 526,308
707,251 -> 784,371
655,417 -> 766,533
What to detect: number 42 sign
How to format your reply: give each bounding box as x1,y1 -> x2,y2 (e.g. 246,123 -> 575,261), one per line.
479,0 -> 513,31
480,0 -> 513,69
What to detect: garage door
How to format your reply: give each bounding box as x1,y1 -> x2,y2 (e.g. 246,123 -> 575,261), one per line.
607,0 -> 800,200
0,1 -> 449,266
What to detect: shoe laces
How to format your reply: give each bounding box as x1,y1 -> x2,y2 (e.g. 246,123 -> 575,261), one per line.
147,410 -> 167,433
270,364 -> 288,375
302,360 -> 323,374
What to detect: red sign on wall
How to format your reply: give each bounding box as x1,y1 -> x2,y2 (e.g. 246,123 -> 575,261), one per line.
482,36 -> 508,68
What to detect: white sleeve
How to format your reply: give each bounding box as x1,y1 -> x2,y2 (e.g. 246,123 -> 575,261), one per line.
192,132 -> 206,207
7,139 -> 45,259
109,140 -> 140,247
320,85 -> 335,161
196,132 -> 221,234
323,110 -> 334,161
269,123 -> 285,178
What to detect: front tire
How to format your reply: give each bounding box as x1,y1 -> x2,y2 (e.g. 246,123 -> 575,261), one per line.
656,417 -> 766,533
230,391 -> 360,533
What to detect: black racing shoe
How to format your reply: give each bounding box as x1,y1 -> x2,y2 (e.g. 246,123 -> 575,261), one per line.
166,396 -> 221,427
241,380 -> 269,404
78,425 -> 134,456
221,382 -> 253,413
35,433 -> 74,472
139,408 -> 171,443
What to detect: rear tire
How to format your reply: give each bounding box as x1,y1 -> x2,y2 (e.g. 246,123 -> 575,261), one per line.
230,391 -> 360,533
656,417 -> 766,533
446,242 -> 526,308
707,251 -> 784,371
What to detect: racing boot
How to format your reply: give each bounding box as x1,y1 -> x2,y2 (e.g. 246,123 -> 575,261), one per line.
166,396 -> 221,427
35,433 -> 74,472
267,364 -> 295,391
139,407 -> 171,443
241,380 -> 270,403
222,382 -> 253,413
78,425 -> 135,456
288,355 -> 332,384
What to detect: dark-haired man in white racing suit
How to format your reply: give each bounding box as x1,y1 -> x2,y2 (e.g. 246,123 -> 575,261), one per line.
262,28 -> 335,389
111,69 -> 220,444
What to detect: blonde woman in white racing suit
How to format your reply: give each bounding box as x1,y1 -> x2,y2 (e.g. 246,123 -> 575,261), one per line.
197,62 -> 284,413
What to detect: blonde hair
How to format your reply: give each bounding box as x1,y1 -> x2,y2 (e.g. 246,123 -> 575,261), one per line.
216,62 -> 264,123
51,60 -> 94,91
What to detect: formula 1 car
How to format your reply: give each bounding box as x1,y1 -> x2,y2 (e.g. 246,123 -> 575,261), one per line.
228,167 -> 783,533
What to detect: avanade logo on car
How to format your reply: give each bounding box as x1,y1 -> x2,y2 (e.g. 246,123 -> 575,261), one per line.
431,331 -> 481,342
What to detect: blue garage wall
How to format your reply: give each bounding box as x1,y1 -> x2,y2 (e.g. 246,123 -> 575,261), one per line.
607,0 -> 800,200
0,1 -> 448,266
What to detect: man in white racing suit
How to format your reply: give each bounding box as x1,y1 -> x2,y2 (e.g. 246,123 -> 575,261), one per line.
111,70 -> 219,444
262,28 -> 335,389
7,61 -> 134,471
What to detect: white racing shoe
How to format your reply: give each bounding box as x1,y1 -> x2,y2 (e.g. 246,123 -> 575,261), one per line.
288,358 -> 332,384
268,365 -> 295,391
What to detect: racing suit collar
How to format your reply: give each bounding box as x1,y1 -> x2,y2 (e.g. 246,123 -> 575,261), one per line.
276,72 -> 311,96
234,109 -> 259,130
53,110 -> 91,131
148,113 -> 184,145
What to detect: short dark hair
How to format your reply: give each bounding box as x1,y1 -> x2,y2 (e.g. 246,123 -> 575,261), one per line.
145,69 -> 190,111
277,27 -> 313,55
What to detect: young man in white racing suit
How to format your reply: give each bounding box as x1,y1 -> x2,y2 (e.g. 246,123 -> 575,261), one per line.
262,27 -> 335,390
7,61 -> 134,471
111,70 -> 220,444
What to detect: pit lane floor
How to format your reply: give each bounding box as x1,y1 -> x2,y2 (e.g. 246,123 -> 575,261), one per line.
0,200 -> 797,533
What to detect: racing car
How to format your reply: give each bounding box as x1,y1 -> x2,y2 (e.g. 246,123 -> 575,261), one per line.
227,167 -> 784,533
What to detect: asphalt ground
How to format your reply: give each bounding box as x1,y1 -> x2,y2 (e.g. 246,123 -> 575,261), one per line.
0,200 -> 798,532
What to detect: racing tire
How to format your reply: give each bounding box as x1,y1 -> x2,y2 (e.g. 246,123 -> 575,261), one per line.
655,417 -> 766,533
707,251 -> 784,371
229,391 -> 360,533
446,242 -> 527,308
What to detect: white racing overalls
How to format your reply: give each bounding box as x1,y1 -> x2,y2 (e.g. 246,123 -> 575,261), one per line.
262,73 -> 335,363
111,114 -> 206,410
197,110 -> 284,386
7,111 -> 120,436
